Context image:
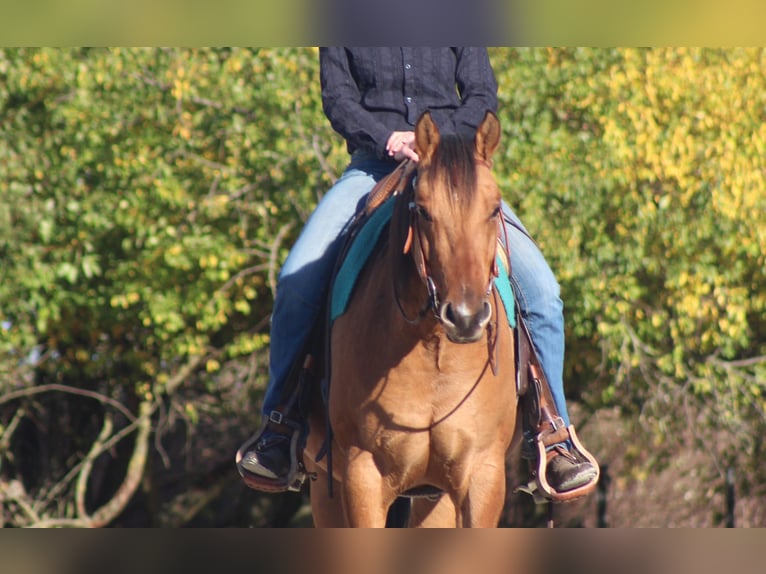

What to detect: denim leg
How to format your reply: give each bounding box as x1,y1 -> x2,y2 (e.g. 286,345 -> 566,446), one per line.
262,155 -> 397,416
501,201 -> 570,427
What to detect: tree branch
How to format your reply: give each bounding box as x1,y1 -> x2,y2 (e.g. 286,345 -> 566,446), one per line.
0,384 -> 136,422
312,133 -> 339,185
1,480 -> 41,526
76,413 -> 114,519
87,401 -> 153,527
33,354 -> 205,519
35,408 -> 143,516
29,401 -> 153,528
708,354 -> 766,369
131,71 -> 256,118
0,406 -> 25,463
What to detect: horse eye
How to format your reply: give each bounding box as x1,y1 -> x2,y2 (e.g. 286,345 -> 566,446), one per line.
417,205 -> 433,222
490,206 -> 501,220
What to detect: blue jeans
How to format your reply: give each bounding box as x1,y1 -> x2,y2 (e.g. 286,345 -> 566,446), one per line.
262,153 -> 570,428
262,152 -> 394,415
501,206 -> 570,427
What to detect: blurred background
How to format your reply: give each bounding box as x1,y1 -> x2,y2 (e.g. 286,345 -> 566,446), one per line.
1,48 -> 764,528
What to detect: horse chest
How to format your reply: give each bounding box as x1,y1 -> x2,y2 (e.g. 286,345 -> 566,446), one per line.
358,375 -> 493,459
367,418 -> 483,492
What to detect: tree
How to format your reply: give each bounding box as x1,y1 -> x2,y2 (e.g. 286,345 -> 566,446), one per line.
0,47 -> 343,526
492,48 -> 766,504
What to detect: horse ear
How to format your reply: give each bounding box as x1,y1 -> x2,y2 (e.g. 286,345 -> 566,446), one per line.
415,111 -> 440,165
474,111 -> 501,163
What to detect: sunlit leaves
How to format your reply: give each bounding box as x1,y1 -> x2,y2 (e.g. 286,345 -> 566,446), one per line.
0,48 -> 342,402
491,48 -> 766,475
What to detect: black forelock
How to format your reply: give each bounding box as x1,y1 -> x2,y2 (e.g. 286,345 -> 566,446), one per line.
424,133 -> 477,203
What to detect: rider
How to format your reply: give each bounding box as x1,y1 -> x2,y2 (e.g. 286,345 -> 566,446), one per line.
237,47 -> 598,495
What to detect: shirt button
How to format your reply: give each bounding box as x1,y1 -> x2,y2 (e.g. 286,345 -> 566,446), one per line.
405,96 -> 413,103
404,63 -> 412,70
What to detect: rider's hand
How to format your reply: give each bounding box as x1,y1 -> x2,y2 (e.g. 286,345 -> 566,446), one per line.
386,131 -> 419,163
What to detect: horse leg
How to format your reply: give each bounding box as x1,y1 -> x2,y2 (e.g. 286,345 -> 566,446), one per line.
408,494 -> 458,528
342,448 -> 391,527
307,465 -> 346,527
460,459 -> 508,527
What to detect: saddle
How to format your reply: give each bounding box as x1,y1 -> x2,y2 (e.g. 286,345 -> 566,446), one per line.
364,158 -> 416,215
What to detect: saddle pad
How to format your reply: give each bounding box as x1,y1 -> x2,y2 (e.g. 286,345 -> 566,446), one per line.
331,196 -> 396,322
493,254 -> 516,328
330,197 -> 516,329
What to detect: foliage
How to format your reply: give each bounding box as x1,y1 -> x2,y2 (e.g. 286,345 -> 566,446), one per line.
1,48 -> 764,526
0,47 -> 343,526
492,47 -> 766,485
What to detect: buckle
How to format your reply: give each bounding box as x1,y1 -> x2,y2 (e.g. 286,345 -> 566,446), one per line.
268,410 -> 284,425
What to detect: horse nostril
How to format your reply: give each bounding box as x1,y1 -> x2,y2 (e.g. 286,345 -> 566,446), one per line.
441,301 -> 490,332
442,302 -> 458,327
444,303 -> 458,325
439,300 -> 491,343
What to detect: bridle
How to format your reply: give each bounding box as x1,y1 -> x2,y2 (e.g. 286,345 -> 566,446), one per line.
392,158 -> 508,329
392,192 -> 441,325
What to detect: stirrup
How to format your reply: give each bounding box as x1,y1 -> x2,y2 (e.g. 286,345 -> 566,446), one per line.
235,412 -> 310,493
515,425 -> 600,504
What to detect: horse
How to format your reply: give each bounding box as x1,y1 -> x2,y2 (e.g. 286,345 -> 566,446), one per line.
303,110 -> 518,527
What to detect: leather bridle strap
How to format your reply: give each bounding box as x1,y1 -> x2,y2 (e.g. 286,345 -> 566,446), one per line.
392,198 -> 437,324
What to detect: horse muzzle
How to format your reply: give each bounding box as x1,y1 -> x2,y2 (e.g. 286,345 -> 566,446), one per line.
439,299 -> 492,343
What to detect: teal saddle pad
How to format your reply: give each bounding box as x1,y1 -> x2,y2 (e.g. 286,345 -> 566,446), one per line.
330,196 -> 515,328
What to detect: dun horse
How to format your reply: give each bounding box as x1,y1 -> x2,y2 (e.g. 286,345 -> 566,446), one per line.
304,111 -> 518,527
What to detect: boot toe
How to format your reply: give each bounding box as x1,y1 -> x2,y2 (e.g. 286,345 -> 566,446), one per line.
238,432 -> 292,480
546,452 -> 598,492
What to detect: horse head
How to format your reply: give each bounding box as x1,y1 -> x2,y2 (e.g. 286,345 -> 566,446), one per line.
399,110 -> 502,344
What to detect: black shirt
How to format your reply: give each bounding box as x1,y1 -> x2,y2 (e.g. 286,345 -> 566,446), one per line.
319,47 -> 498,158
